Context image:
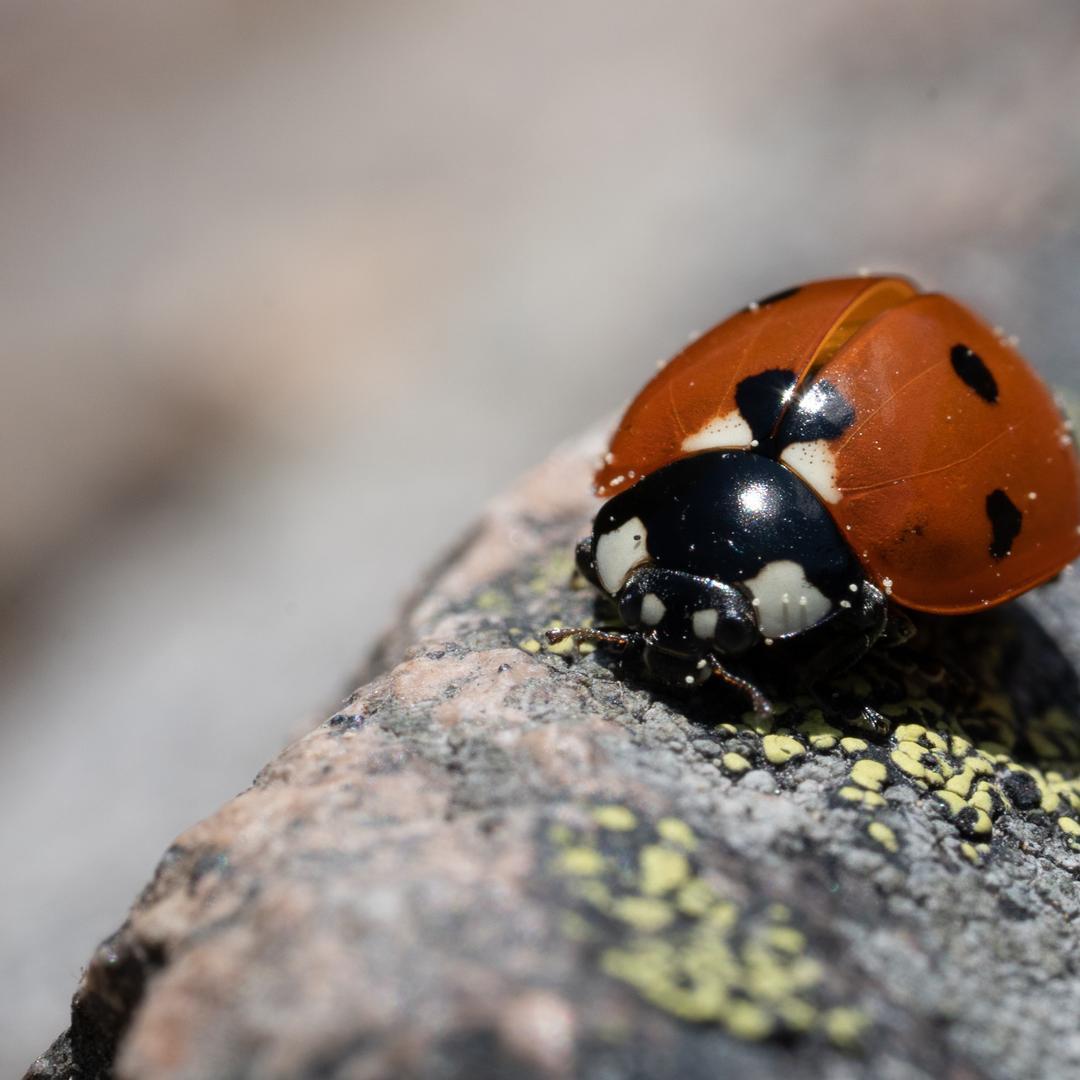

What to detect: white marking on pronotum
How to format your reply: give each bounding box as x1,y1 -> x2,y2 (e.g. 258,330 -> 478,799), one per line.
742,560 -> 833,638
692,609 -> 719,640
779,439 -> 842,503
681,409 -> 753,453
641,593 -> 666,626
595,517 -> 649,595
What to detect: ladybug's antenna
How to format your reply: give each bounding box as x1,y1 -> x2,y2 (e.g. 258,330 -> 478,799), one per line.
544,626 -> 637,651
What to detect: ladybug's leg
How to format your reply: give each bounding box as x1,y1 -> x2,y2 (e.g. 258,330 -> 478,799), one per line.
574,536 -> 602,589
794,580 -> 893,733
708,656 -> 773,717
795,579 -> 888,684
545,626 -> 639,651
843,580 -> 889,644
880,605 -> 916,648
550,536 -> 646,654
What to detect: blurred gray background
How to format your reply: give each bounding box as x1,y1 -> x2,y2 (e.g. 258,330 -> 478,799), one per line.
4,0 -> 1080,1070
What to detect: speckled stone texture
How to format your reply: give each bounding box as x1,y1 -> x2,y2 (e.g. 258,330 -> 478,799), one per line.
26,433 -> 1080,1080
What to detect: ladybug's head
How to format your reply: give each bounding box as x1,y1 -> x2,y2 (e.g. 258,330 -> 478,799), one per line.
616,565 -> 758,668
551,528 -> 761,692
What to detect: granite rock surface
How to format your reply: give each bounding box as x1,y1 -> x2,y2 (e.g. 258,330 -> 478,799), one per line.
27,434 -> 1080,1079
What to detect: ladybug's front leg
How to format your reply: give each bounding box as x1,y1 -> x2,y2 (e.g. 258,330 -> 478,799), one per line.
880,604 -> 916,648
794,579 -> 893,733
573,535 -> 602,590
707,657 -> 773,717
794,579 -> 888,685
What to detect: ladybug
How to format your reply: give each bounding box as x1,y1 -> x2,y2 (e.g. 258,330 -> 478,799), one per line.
548,275 -> 1080,712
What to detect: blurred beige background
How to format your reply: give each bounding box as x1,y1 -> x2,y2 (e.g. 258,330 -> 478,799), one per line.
5,1 -> 1080,1071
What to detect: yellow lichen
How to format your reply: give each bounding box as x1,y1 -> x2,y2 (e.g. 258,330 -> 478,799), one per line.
867,821 -> 898,853
475,588 -> 509,612
762,734 -> 805,765
764,926 -> 806,953
640,845 -> 691,897
552,805 -> 864,1046
895,739 -> 927,762
824,1007 -> 869,1048
850,759 -> 887,792
944,768 -> 975,798
706,900 -> 739,931
722,751 -> 752,774
934,790 -> 967,816
798,712 -> 842,750
777,997 -> 817,1031
894,723 -> 928,744
657,816 -> 698,850
547,823 -> 572,845
890,746 -> 926,781
557,847 -> 605,875
839,785 -> 885,808
612,896 -> 676,932
593,804 -> 638,831
725,1001 -> 774,1040
676,878 -> 715,917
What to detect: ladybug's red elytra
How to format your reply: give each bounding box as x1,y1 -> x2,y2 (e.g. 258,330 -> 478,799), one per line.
548,275 -> 1080,712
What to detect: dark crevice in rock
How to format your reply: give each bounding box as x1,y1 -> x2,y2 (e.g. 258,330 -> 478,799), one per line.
65,934 -> 167,1080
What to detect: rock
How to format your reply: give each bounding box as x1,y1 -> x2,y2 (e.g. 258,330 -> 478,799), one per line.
27,432 -> 1080,1079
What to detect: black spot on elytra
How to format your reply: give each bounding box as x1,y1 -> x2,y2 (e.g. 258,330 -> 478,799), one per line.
987,489 -> 1022,559
734,369 -> 855,456
778,378 -> 856,444
950,344 -> 998,403
750,284 -> 800,309
734,368 -> 797,448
